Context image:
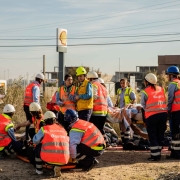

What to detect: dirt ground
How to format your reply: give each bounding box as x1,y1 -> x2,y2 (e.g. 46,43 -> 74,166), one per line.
0,149 -> 180,180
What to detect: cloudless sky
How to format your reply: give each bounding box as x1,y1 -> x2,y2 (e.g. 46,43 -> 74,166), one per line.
1,0 -> 180,80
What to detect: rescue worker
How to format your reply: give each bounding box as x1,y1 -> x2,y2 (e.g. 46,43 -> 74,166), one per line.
64,109 -> 105,171
0,104 -> 23,159
24,73 -> 44,140
87,71 -> 108,135
33,111 -> 69,177
141,73 -> 167,161
75,67 -> 93,121
15,102 -> 44,140
56,74 -> 77,131
46,91 -> 60,117
166,66 -> 180,159
115,78 -> 136,144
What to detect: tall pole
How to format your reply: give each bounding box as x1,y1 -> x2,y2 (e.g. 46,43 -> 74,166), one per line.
58,52 -> 64,86
119,58 -> 120,81
43,55 -> 45,95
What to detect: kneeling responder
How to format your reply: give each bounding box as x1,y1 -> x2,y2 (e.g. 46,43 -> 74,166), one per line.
141,73 -> 167,161
0,104 -> 23,158
64,109 -> 105,171
166,66 -> 180,159
33,111 -> 69,177
15,102 -> 45,141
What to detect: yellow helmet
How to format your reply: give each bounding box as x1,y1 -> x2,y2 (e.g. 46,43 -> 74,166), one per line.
76,66 -> 87,76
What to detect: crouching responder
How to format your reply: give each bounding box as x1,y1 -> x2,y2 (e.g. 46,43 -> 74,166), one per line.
64,109 -> 105,171
0,104 -> 23,158
33,111 -> 69,177
15,102 -> 44,141
141,73 -> 167,161
75,67 -> 93,121
166,66 -> 180,159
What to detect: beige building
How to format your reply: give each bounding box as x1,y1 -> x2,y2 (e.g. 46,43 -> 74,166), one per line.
158,55 -> 180,74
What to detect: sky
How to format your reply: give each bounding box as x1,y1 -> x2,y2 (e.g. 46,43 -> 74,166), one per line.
1,0 -> 180,80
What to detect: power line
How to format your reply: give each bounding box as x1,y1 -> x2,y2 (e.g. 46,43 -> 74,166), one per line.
0,0 -> 180,33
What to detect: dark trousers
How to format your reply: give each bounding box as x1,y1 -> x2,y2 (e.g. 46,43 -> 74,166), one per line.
24,105 -> 32,140
146,112 -> 167,159
78,109 -> 92,122
170,111 -> 180,158
57,111 -> 69,132
34,144 -> 43,172
90,116 -> 106,135
77,143 -> 104,169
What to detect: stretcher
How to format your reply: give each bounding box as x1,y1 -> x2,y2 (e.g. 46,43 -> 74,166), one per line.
16,155 -> 76,170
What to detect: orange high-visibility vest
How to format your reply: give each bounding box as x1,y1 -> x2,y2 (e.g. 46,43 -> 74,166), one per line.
92,81 -> 108,116
59,85 -> 76,114
32,115 -> 44,133
40,124 -> 70,165
171,79 -> 180,112
24,82 -> 40,106
0,114 -> 12,147
71,120 -> 105,150
143,86 -> 167,118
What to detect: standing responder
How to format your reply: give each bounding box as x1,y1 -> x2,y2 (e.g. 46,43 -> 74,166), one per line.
87,71 -> 108,136
24,73 -> 44,140
0,104 -> 23,159
141,73 -> 167,161
64,109 -> 105,171
166,66 -> 180,159
115,78 -> 136,144
15,102 -> 44,140
33,111 -> 69,177
75,67 -> 93,121
56,74 -> 77,131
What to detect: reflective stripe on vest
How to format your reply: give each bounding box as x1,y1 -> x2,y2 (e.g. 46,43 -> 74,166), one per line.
24,82 -> 40,105
171,79 -> 180,112
92,81 -> 107,116
0,114 -> 12,147
72,120 -> 105,150
117,87 -> 133,107
77,79 -> 93,111
60,85 -> 76,113
144,86 -> 167,118
40,124 -> 69,165
32,116 -> 44,133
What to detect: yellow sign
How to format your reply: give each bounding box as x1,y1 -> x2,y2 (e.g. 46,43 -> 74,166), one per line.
59,31 -> 67,46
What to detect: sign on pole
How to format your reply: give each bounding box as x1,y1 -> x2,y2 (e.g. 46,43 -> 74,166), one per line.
57,28 -> 67,53
130,76 -> 135,92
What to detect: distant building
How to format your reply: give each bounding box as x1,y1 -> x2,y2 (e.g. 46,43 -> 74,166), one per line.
158,55 -> 180,74
114,66 -> 158,90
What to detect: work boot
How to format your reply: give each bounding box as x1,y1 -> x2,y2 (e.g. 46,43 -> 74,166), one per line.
0,151 -> 5,159
82,159 -> 99,172
36,169 -> 43,175
54,166 -> 61,177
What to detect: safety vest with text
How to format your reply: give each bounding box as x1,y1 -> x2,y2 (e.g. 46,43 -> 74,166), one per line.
40,124 -> 70,165
59,85 -> 76,113
77,79 -> 93,111
24,82 -> 40,106
117,87 -> 133,107
71,119 -> 105,150
0,114 -> 13,150
142,86 -> 167,118
171,79 -> 180,112
92,81 -> 108,116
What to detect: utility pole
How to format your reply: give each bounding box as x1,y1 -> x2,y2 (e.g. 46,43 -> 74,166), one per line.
43,55 -> 45,95
119,58 -> 120,81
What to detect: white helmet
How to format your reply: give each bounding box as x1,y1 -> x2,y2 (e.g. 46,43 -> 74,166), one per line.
35,73 -> 44,80
87,71 -> 98,79
3,104 -> 15,113
44,111 -> 56,121
29,102 -> 41,112
98,78 -> 104,84
145,73 -> 157,85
